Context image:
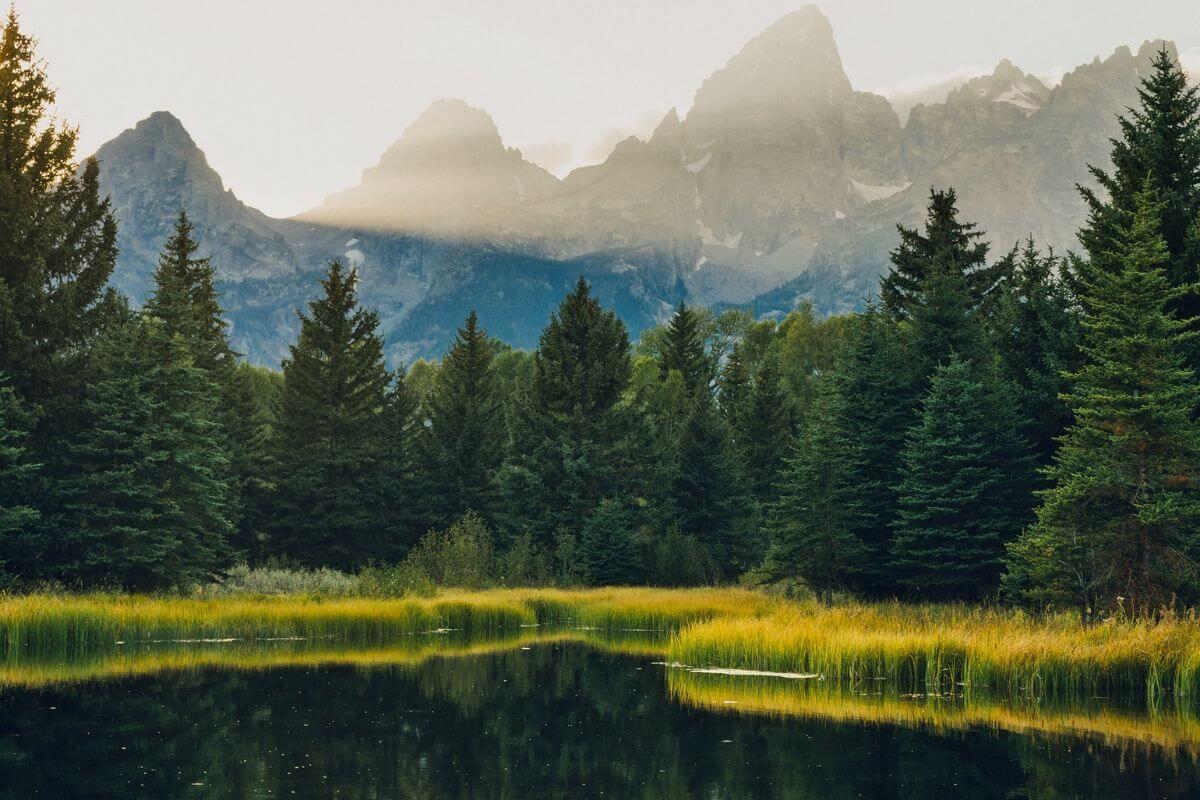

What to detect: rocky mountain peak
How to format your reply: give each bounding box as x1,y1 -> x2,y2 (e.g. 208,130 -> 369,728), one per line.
686,4 -> 850,129
379,98 -> 505,166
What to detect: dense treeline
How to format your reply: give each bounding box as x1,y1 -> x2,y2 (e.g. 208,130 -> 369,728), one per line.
1,12 -> 1199,617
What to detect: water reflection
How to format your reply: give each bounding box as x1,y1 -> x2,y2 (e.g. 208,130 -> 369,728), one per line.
1,642 -> 1197,799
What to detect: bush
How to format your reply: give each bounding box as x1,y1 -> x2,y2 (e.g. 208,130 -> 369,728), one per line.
501,529 -> 552,587
195,563 -> 358,597
392,512 -> 496,590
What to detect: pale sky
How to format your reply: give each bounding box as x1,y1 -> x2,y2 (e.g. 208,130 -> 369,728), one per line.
24,0 -> 1200,218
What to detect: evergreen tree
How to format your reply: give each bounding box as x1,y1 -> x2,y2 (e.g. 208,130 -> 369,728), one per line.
223,363 -> 281,562
834,302 -> 920,596
764,375 -> 865,604
1005,188 -> 1200,615
990,239 -> 1081,462
272,261 -> 391,569
717,342 -> 751,424
503,278 -> 634,542
579,498 -> 642,586
0,11 -> 119,569
880,188 -> 1001,322
378,368 -> 424,560
0,375 -> 37,578
672,396 -> 756,578
58,316 -> 234,590
423,311 -> 506,526
892,358 -> 1036,600
659,301 -> 710,394
738,353 -> 792,504
1079,49 -> 1200,365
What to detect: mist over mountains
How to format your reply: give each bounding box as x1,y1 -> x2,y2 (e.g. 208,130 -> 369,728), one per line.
92,4 -> 1185,365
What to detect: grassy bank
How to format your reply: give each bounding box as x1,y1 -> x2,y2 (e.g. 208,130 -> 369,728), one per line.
5,588 -> 1200,701
667,601 -> 1200,700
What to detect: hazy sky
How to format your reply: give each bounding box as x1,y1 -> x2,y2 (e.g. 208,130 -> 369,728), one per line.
25,0 -> 1200,218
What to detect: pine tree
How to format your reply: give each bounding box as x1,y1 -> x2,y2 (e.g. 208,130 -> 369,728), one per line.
989,239 -> 1081,462
223,363 -> 281,562
377,369 -> 424,560
1079,49 -> 1200,363
672,396 -> 756,578
0,375 -> 37,578
660,301 -> 710,394
1005,188 -> 1200,615
579,498 -> 642,586
892,358 -> 1036,600
834,302 -> 920,596
58,316 -> 234,590
503,278 -> 634,542
738,353 -> 792,504
423,310 -> 506,527
764,375 -> 865,603
717,342 -> 751,424
272,260 -> 391,569
880,188 -> 1001,322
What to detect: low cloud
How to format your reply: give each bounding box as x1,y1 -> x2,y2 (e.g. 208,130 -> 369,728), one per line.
520,140 -> 574,175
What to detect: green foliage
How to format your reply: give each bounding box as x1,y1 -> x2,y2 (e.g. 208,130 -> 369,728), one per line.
892,358 -> 1036,600
392,513 -> 497,591
1079,49 -> 1200,365
1006,188 -> 1200,614
764,375 -> 865,603
272,261 -> 391,570
738,353 -> 792,504
881,188 -> 1001,323
0,375 -> 38,578
58,316 -> 235,591
672,397 -> 756,579
659,301 -> 711,394
649,528 -> 718,587
579,498 -> 642,586
422,310 -> 506,526
833,303 -> 919,596
196,563 -> 358,598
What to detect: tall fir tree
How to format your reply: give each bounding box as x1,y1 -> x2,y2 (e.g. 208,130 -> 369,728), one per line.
989,239 -> 1081,462
880,188 -> 1001,322
0,374 -> 37,579
834,302 -> 920,596
378,368 -> 424,560
737,353 -> 792,504
892,358 -> 1036,600
579,497 -> 642,586
272,260 -> 391,569
659,301 -> 710,394
1005,188 -> 1200,615
57,316 -> 234,590
717,342 -> 752,423
1078,49 -> 1200,368
423,310 -> 506,527
764,375 -> 865,604
672,396 -> 756,578
502,278 -> 634,542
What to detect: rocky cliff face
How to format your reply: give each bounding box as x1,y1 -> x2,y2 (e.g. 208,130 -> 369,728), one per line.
92,5 -> 1183,364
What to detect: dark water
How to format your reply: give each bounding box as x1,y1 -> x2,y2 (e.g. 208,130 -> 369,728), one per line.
1,642 -> 1197,799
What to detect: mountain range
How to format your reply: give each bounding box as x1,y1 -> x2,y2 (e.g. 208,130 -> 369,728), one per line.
91,5 -> 1184,366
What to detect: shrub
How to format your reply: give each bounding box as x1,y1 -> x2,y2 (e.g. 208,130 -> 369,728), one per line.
195,563 -> 358,597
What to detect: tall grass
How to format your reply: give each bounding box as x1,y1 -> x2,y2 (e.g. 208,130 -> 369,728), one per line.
668,601 -> 1200,700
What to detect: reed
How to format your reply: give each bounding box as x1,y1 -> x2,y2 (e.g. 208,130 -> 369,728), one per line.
668,600 -> 1200,700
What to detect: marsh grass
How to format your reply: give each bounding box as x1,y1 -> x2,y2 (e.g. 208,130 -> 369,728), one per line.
668,601 -> 1200,701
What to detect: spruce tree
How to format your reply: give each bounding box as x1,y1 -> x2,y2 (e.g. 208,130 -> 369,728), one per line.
764,375 -> 865,603
880,188 -> 1001,322
579,498 -> 642,586
717,342 -> 751,424
990,239 -> 1081,462
0,375 -> 37,578
660,301 -> 710,394
672,396 -> 756,578
1005,188 -> 1200,615
1079,49 -> 1200,362
59,316 -> 234,590
892,358 -> 1036,600
378,368 -> 424,560
423,310 -> 506,526
738,353 -> 792,504
835,302 -> 919,596
272,260 -> 391,569
503,278 -> 634,542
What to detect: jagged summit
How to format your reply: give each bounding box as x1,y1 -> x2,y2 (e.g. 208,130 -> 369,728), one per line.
300,98 -> 559,232
687,4 -> 850,129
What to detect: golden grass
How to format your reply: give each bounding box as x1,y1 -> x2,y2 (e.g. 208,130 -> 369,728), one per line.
667,600 -> 1200,699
